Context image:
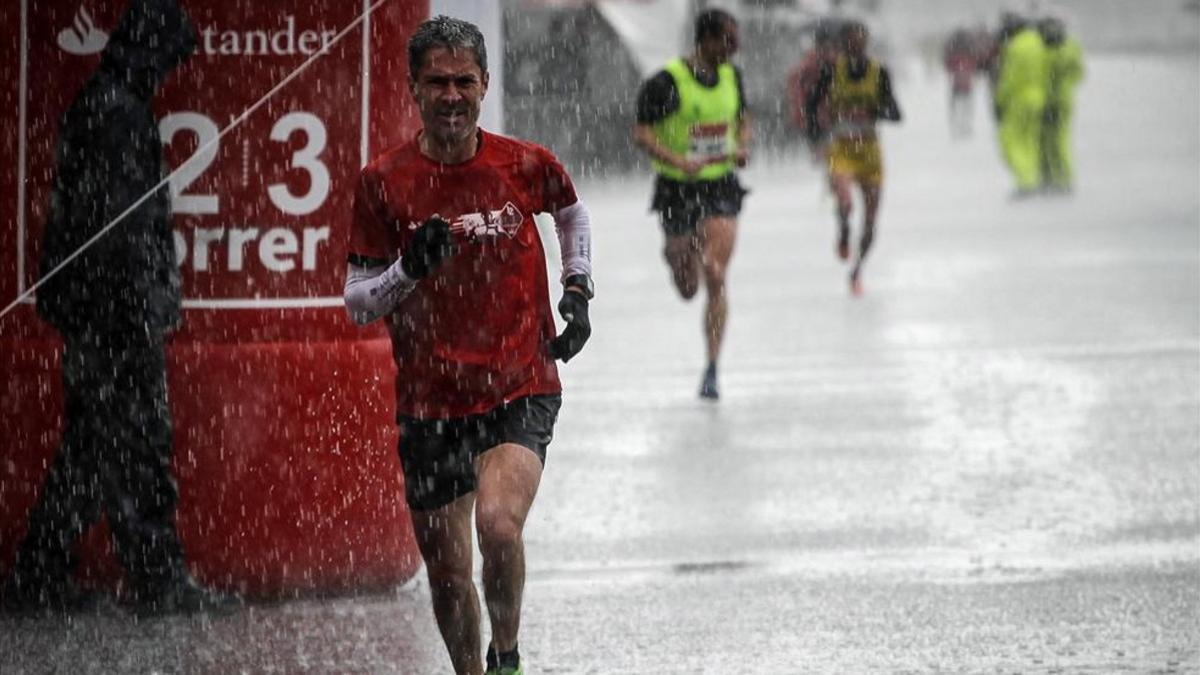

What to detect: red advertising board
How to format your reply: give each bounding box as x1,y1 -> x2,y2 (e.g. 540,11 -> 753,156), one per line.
1,0 -> 427,596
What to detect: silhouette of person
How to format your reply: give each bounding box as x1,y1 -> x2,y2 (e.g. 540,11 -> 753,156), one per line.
3,0 -> 239,616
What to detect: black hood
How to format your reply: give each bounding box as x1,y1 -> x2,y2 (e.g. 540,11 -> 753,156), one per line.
100,0 -> 197,95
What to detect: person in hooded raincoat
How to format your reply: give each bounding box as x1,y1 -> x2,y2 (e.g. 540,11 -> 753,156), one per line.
1039,16 -> 1084,192
994,14 -> 1049,196
3,0 -> 238,616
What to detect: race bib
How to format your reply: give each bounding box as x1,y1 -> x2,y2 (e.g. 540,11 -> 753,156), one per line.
687,122 -> 731,162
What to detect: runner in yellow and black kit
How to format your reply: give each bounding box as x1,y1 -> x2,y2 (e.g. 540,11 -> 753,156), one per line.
806,21 -> 901,296
634,8 -> 750,400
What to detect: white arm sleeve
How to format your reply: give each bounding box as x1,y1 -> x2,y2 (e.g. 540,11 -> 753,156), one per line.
343,260 -> 418,325
553,200 -> 593,282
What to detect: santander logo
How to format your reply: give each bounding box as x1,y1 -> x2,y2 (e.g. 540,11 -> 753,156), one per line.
56,9 -> 334,58
57,5 -> 109,55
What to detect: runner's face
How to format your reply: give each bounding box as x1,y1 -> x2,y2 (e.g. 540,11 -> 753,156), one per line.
410,46 -> 489,147
702,21 -> 739,64
845,29 -> 868,57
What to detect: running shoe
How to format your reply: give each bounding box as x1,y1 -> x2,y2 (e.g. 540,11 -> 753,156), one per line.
1,575 -> 103,615
130,575 -> 242,617
485,645 -> 523,675
849,269 -> 864,297
699,362 -> 719,400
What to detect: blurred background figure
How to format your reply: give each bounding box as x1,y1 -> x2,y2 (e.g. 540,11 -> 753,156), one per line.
1039,15 -> 1085,193
787,20 -> 841,161
632,8 -> 751,400
805,20 -> 902,297
943,27 -> 979,138
981,12 -> 1022,95
993,12 -> 1049,197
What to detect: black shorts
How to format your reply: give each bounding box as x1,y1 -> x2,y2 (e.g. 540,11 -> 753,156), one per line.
397,394 -> 562,511
651,173 -> 748,237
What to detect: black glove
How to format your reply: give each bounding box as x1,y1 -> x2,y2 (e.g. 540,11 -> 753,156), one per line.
549,290 -> 591,362
400,216 -> 455,279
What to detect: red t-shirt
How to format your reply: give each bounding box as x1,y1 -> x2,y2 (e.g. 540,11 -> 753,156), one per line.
786,50 -> 833,132
348,130 -> 578,419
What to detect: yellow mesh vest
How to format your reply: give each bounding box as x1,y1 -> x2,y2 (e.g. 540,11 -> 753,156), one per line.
652,58 -> 741,182
829,57 -> 881,135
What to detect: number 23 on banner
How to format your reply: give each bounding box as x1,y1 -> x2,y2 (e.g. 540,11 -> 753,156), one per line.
161,110 -> 329,216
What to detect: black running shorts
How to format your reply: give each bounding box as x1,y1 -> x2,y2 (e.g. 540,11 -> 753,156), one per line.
651,173 -> 747,237
397,394 -> 562,511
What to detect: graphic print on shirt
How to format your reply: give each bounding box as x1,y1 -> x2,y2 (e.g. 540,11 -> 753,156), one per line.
408,202 -> 525,240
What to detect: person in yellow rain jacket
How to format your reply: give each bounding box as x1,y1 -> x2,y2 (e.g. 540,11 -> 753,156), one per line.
1039,17 -> 1084,192
994,15 -> 1048,196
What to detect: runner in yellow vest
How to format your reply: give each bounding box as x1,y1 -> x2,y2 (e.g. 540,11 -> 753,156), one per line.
995,17 -> 1048,195
1039,16 -> 1084,192
633,8 -> 751,400
805,21 -> 902,296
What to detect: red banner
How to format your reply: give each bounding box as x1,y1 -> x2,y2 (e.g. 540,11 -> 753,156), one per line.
1,0 -> 427,596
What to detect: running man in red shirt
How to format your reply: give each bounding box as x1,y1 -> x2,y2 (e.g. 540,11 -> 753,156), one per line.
344,16 -> 593,675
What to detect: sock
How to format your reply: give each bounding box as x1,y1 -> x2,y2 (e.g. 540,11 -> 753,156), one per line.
487,643 -> 520,669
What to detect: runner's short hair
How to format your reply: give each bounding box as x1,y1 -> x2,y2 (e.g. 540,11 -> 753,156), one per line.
695,8 -> 736,45
841,19 -> 868,40
1039,16 -> 1066,46
814,20 -> 840,45
408,15 -> 487,76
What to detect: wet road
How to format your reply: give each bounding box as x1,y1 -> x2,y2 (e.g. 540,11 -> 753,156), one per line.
3,55 -> 1198,673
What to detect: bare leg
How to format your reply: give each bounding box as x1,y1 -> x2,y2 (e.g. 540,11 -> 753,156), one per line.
851,181 -> 882,295
663,233 -> 701,300
475,443 -> 543,656
830,172 -> 854,260
698,215 -> 738,366
411,494 -> 482,675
